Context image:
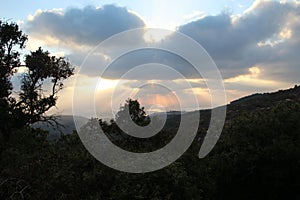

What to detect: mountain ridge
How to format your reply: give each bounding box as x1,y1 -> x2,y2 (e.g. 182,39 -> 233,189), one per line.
34,85 -> 300,139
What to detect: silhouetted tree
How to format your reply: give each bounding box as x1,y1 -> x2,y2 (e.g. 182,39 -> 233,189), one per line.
0,21 -> 27,141
116,98 -> 150,127
17,47 -> 74,125
0,20 -> 74,142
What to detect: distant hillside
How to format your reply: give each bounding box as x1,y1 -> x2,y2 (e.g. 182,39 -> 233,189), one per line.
32,115 -> 89,141
33,85 -> 300,140
161,85 -> 300,131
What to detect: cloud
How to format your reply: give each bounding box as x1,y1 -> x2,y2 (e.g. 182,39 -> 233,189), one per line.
101,48 -> 199,80
72,0 -> 300,83
26,5 -> 145,46
183,10 -> 206,21
24,1 -> 300,104
26,5 -> 151,80
178,0 -> 300,84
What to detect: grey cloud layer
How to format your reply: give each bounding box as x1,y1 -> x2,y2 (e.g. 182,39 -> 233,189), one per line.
178,1 -> 300,82
27,5 -> 145,45
102,49 -> 200,80
26,2 -> 300,85
179,1 -> 289,60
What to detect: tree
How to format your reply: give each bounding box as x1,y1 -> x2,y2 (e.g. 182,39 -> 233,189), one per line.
116,98 -> 150,127
17,47 -> 74,125
0,21 -> 27,99
0,20 -> 74,142
0,21 -> 27,141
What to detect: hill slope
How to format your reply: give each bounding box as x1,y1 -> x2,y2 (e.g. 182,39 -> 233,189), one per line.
32,115 -> 89,141
33,85 -> 300,140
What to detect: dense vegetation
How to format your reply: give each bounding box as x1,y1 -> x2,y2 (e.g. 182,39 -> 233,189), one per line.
1,20 -> 300,199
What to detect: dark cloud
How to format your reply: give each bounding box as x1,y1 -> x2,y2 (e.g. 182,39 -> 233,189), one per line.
26,5 -> 145,45
178,1 -> 289,59
120,79 -> 206,92
178,1 -> 300,83
102,48 -> 200,80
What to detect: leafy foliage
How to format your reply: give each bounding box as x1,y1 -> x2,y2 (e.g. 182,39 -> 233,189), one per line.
99,99 -> 175,153
0,21 -> 27,98
211,101 -> 300,199
0,21 -> 27,142
18,47 -> 74,125
0,20 -> 74,142
115,98 -> 150,127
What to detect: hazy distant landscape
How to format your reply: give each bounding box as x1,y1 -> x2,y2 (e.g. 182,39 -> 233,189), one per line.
32,115 -> 89,141
35,85 -> 300,141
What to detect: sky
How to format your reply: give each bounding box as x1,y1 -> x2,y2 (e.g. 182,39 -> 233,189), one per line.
1,0 -> 300,118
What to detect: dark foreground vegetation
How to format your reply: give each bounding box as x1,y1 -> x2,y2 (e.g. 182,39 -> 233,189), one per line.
1,20 -> 300,199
